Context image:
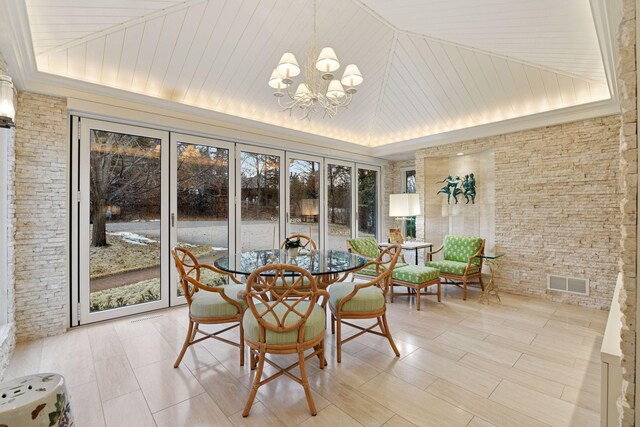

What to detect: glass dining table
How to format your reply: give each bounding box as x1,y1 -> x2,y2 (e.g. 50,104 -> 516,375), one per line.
214,249 -> 367,287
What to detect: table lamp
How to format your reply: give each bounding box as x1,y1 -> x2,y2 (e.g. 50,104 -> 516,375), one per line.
389,193 -> 421,241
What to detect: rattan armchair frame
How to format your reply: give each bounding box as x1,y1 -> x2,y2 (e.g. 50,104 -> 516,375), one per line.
242,264 -> 329,417
279,233 -> 318,250
171,247 -> 245,369
330,245 -> 402,363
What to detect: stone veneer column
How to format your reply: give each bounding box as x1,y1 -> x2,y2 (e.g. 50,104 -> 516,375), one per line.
616,0 -> 637,423
13,92 -> 68,341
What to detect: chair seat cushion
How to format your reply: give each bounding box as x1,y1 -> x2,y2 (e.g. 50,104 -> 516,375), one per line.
358,262 -> 408,277
243,301 -> 325,345
392,265 -> 439,284
190,284 -> 246,319
329,282 -> 385,312
426,260 -> 479,276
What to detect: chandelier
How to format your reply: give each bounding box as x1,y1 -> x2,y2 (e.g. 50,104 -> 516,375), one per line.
268,0 -> 363,120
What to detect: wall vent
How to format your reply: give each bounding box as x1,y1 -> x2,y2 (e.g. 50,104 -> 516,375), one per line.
547,275 -> 589,296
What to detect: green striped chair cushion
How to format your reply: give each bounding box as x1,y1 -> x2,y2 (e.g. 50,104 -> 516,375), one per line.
243,301 -> 325,345
392,265 -> 439,283
426,260 -> 479,276
358,262 -> 408,277
442,235 -> 483,265
190,284 -> 246,318
347,237 -> 380,258
329,281 -> 385,312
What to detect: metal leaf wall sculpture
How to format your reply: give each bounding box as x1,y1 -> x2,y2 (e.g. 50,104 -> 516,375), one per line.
437,174 -> 476,204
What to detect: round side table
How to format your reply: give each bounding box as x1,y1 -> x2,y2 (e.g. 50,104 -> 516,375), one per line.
0,373 -> 74,426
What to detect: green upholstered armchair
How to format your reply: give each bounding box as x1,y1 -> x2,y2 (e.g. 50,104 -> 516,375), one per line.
347,237 -> 407,277
426,235 -> 485,300
347,237 -> 441,310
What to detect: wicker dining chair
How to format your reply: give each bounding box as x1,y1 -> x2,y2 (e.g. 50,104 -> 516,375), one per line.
279,233 -> 318,250
329,245 -> 402,362
242,264 -> 329,417
171,247 -> 246,368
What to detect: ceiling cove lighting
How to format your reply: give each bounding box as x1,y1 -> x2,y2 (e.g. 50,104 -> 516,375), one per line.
268,0 -> 363,120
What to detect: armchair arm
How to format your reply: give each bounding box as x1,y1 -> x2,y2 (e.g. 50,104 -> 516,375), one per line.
183,274 -> 245,313
196,263 -> 242,284
336,270 -> 391,313
464,242 -> 485,275
352,259 -> 376,274
426,245 -> 443,263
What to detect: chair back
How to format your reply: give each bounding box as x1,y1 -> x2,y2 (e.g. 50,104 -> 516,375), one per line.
442,235 -> 485,265
245,264 -> 323,342
370,244 -> 402,293
172,247 -> 199,304
171,246 -> 240,305
280,234 -> 317,250
346,236 -> 380,258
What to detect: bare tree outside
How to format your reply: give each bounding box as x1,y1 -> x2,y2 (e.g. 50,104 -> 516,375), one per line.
358,169 -> 377,237
90,130 -> 161,247
327,164 -> 352,249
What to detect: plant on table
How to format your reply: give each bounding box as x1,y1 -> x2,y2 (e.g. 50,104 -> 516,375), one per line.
284,238 -> 302,257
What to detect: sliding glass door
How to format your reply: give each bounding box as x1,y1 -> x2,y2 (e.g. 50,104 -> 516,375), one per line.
357,166 -> 379,239
236,145 -> 285,251
74,119 -> 381,323
286,154 -> 322,246
326,160 -> 355,250
78,119 -> 169,323
170,134 -> 234,305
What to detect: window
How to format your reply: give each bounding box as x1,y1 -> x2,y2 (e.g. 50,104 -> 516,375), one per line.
403,169 -> 416,239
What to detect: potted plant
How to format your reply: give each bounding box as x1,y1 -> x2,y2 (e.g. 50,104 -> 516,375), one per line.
284,237 -> 302,258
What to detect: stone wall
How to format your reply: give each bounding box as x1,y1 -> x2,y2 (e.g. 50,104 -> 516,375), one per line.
414,115 -> 621,309
615,0 -> 637,423
13,92 -> 68,341
0,53 -> 16,379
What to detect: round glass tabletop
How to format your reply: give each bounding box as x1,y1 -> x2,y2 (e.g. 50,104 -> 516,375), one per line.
214,249 -> 367,276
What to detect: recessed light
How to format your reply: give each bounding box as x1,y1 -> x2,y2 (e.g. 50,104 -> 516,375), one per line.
456,152 -> 464,156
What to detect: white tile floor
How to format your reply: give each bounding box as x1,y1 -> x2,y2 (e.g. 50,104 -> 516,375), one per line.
5,286 -> 606,426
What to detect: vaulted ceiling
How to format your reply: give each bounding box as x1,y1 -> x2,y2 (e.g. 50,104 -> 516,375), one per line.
21,0 -> 617,147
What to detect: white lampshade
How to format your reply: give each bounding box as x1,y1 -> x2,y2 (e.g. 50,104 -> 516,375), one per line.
301,199 -> 319,215
268,69 -> 288,89
0,75 -> 16,127
389,193 -> 421,217
316,47 -> 340,73
326,79 -> 345,99
276,52 -> 300,79
294,83 -> 310,99
341,64 -> 363,86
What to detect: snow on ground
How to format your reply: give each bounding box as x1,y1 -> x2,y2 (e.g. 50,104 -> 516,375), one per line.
108,231 -> 157,245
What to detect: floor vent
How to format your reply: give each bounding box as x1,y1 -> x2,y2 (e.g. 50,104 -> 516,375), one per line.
129,314 -> 164,323
547,275 -> 589,296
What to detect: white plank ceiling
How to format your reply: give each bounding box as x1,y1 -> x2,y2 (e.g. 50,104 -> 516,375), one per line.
26,0 -> 611,146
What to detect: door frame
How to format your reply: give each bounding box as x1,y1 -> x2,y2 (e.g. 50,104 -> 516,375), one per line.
77,118 -> 170,324
235,144 -> 286,251
285,152 -> 324,248
170,133 -> 236,306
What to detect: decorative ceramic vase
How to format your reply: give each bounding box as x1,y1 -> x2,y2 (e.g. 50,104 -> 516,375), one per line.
0,373 -> 74,426
288,247 -> 299,258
